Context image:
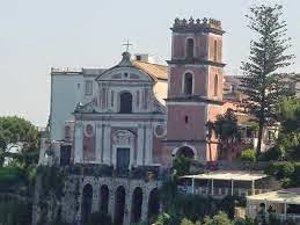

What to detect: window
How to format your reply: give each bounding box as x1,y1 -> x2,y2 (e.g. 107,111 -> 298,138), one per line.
186,38 -> 194,58
214,75 -> 218,96
119,92 -> 133,113
85,80 -> 93,96
185,115 -> 189,124
214,40 -> 218,61
183,73 -> 193,95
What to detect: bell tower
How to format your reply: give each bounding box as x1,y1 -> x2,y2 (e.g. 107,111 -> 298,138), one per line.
165,17 -> 225,163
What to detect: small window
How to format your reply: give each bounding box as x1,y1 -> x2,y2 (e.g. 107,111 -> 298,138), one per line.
85,80 -> 93,96
119,92 -> 133,113
214,75 -> 218,96
183,73 -> 193,95
214,40 -> 218,61
186,38 -> 194,58
185,116 -> 189,124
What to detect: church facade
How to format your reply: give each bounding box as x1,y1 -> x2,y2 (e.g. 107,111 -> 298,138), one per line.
35,17 -> 226,225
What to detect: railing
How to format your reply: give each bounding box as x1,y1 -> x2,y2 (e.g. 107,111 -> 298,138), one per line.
177,186 -> 270,198
276,213 -> 300,223
62,164 -> 169,181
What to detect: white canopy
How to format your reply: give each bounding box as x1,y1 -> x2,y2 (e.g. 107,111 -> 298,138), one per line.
180,171 -> 267,181
247,189 -> 300,204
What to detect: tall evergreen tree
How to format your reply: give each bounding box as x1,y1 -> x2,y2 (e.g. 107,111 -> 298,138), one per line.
241,4 -> 294,154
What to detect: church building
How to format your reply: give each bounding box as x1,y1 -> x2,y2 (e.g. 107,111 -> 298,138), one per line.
35,17 -> 226,225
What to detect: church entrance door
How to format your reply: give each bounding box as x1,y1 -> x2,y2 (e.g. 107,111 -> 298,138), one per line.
116,148 -> 130,174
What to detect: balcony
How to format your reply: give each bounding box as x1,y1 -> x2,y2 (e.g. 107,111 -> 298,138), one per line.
62,164 -> 168,181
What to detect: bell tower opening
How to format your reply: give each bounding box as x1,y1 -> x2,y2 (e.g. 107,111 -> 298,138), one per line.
214,74 -> 219,96
183,72 -> 193,95
186,38 -> 194,58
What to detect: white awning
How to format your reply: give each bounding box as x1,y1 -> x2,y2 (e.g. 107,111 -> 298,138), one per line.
180,171 -> 267,181
247,189 -> 300,204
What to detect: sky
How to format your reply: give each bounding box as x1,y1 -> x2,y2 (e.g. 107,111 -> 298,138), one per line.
0,0 -> 299,126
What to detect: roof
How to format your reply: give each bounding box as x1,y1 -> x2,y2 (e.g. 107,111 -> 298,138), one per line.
133,61 -> 168,81
247,189 -> 300,204
181,171 -> 267,181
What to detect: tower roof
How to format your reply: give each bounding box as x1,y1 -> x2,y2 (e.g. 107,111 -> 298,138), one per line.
171,17 -> 225,35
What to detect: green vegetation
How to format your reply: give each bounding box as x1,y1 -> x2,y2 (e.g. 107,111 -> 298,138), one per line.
0,198 -> 32,225
241,4 -> 295,154
240,148 -> 256,162
0,116 -> 40,225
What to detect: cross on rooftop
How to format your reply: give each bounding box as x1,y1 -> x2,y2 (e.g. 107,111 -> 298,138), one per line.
123,40 -> 132,52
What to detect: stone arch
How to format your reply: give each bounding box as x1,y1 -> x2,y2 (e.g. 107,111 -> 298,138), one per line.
114,186 -> 126,225
131,187 -> 143,224
100,185 -> 109,214
119,91 -> 133,113
81,183 -> 93,223
172,145 -> 196,159
148,188 -> 160,220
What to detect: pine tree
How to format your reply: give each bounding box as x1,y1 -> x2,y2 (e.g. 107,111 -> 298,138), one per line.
241,4 -> 294,154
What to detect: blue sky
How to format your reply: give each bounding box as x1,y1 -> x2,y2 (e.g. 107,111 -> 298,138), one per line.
0,0 -> 299,126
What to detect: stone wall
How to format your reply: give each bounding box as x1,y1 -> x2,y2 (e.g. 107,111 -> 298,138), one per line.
52,174 -> 162,225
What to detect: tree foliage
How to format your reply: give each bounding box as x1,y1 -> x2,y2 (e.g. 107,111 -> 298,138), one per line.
202,211 -> 234,225
240,148 -> 256,162
0,116 -> 40,167
241,4 -> 294,154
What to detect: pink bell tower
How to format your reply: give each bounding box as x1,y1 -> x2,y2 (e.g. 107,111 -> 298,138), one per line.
165,17 -> 225,163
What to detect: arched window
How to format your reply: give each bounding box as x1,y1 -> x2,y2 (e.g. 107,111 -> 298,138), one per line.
186,38 -> 194,58
119,92 -> 132,113
214,74 -> 218,96
183,73 -> 193,95
214,40 -> 218,61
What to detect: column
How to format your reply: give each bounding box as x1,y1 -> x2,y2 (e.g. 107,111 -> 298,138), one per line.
284,200 -> 287,221
95,123 -> 103,164
192,178 -> 195,194
141,189 -> 149,222
103,124 -> 111,165
231,179 -> 234,196
251,179 -> 255,195
74,122 -> 83,163
137,124 -> 144,165
145,124 -> 153,164
124,189 -> 133,225
211,179 -> 214,196
109,185 -> 115,223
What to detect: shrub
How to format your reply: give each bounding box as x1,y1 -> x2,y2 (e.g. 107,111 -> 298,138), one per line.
240,148 -> 256,162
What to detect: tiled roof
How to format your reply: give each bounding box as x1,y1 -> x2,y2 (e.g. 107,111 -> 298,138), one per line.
133,61 -> 168,81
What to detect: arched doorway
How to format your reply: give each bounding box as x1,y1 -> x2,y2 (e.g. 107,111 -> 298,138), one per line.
100,185 -> 109,214
81,183 -> 93,223
176,146 -> 195,159
114,186 -> 126,225
148,188 -> 160,220
131,187 -> 143,224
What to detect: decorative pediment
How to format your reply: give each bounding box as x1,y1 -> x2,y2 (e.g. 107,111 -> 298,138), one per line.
96,52 -> 153,82
112,130 -> 136,146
